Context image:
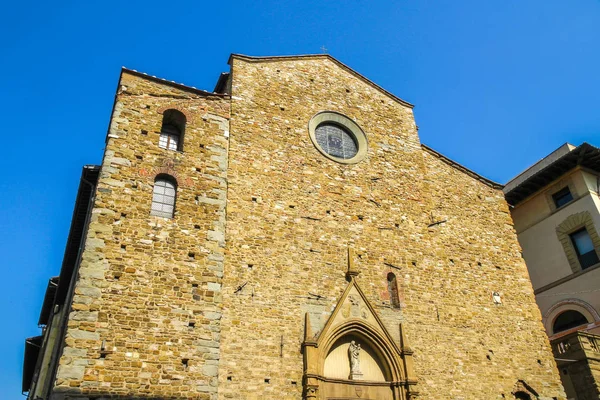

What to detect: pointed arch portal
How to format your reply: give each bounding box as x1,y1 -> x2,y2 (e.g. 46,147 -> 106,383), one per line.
302,277 -> 418,399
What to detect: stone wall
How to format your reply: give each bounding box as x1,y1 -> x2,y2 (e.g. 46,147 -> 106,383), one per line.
53,71 -> 230,400
217,55 -> 565,399
50,55 -> 566,400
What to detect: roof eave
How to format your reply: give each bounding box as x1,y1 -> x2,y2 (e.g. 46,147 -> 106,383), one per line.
121,67 -> 230,98
504,142 -> 600,206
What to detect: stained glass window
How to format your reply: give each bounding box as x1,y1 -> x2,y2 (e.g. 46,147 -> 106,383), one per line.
315,123 -> 358,160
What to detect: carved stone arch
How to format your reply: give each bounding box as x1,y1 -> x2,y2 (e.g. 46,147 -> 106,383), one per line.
556,211 -> 600,272
318,320 -> 402,382
303,277 -> 417,400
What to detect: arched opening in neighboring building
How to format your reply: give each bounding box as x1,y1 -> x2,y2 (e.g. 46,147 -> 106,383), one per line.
159,109 -> 186,151
552,310 -> 589,334
387,272 -> 400,309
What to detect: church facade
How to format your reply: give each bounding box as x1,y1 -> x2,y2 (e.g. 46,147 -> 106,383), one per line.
24,54 -> 566,399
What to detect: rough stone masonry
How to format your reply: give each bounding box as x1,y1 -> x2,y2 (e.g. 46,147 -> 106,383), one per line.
48,54 -> 566,400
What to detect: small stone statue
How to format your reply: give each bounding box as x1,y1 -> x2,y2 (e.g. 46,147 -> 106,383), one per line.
348,340 -> 363,380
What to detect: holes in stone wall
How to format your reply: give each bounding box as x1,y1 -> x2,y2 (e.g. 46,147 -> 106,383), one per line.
194,224 -> 201,229
195,167 -> 202,172
247,264 -> 254,270
188,322 -> 195,328
188,252 -> 195,260
191,283 -> 199,288
135,155 -> 143,160
141,129 -> 148,135
227,376 -> 233,381
291,381 -> 297,385
120,244 -> 127,252
411,261 -> 417,267
121,212 -> 127,218
264,378 -> 270,384
181,358 -> 189,368
252,197 -> 258,202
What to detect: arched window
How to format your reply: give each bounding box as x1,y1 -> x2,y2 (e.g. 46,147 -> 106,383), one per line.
159,109 -> 186,151
151,175 -> 177,218
553,310 -> 589,334
387,273 -> 400,309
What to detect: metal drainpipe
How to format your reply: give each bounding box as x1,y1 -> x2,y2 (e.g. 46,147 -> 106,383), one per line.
42,172 -> 97,399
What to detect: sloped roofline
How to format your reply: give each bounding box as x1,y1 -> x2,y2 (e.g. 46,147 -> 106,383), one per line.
422,144 -> 503,189
504,142 -> 600,206
121,67 -> 229,97
229,53 -> 415,109
118,62 -> 501,190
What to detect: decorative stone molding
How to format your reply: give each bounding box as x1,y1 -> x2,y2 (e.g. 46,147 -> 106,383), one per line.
302,276 -> 417,399
544,298 -> 599,337
544,177 -> 576,212
556,211 -> 600,273
308,111 -> 368,165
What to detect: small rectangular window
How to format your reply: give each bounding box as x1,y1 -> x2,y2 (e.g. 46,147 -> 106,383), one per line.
552,187 -> 573,208
570,228 -> 600,270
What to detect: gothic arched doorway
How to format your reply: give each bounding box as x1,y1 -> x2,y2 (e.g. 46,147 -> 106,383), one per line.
303,278 -> 417,400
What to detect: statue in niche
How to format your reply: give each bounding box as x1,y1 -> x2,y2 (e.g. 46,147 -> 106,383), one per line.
348,340 -> 363,380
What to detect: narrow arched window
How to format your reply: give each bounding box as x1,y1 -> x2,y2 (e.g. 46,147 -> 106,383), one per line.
159,109 -> 186,151
151,175 -> 177,218
387,272 -> 400,309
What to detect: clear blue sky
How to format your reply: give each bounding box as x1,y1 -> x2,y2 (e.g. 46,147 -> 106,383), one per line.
1,0 -> 599,398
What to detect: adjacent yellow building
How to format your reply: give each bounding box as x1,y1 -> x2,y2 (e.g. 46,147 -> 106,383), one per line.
505,142 -> 600,399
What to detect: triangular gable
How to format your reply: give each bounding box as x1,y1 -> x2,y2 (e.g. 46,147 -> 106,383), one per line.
229,53 -> 414,109
312,278 -> 401,356
302,274 -> 418,398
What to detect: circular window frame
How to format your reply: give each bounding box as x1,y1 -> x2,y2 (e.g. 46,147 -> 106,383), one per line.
308,111 -> 368,164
